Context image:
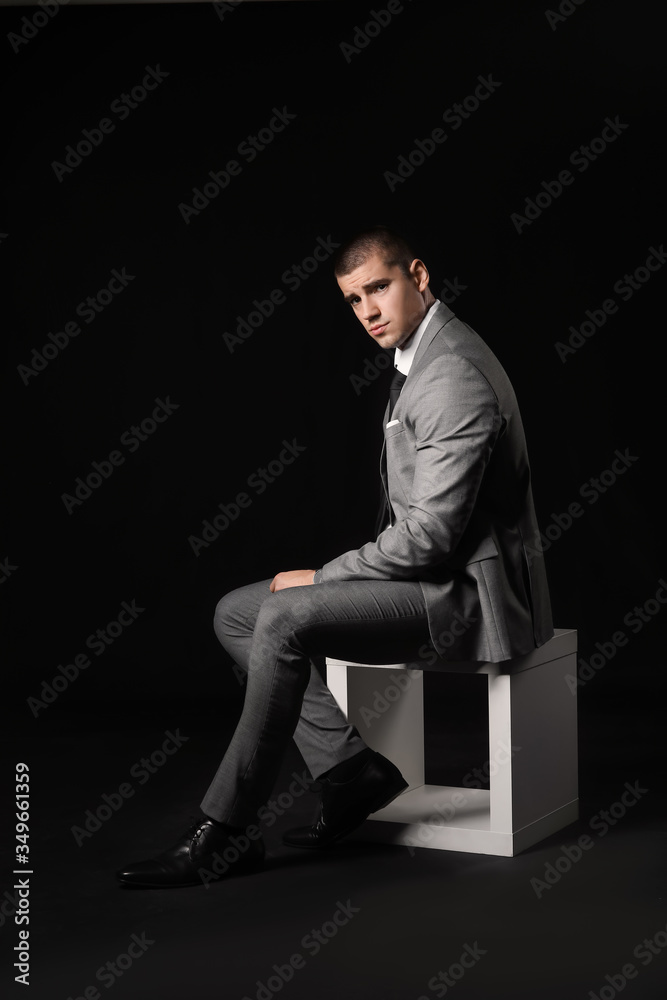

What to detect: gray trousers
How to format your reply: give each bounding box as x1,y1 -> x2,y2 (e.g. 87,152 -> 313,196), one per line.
200,577 -> 432,826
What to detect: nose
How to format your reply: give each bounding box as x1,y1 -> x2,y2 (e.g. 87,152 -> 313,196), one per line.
361,297 -> 380,322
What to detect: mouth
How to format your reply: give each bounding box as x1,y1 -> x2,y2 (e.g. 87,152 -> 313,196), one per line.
369,323 -> 389,336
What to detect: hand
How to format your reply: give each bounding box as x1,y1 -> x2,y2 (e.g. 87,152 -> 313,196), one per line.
269,570 -> 317,592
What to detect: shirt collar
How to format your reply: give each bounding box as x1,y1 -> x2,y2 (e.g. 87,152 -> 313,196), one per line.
394,299 -> 441,375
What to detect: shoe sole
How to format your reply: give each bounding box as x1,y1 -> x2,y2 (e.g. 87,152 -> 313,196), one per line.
116,858 -> 265,889
282,775 -> 409,849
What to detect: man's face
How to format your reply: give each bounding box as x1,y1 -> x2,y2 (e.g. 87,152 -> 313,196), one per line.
337,252 -> 432,350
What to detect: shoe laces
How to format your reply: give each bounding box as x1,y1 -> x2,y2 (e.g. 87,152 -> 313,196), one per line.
185,815 -> 210,840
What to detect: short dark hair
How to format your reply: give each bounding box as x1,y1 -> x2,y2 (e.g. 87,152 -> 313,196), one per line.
332,225 -> 418,280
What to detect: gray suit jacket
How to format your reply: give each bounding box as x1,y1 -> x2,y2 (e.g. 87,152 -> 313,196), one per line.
318,301 -> 553,662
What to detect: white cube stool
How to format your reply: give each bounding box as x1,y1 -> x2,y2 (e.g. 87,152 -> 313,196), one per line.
326,628 -> 578,857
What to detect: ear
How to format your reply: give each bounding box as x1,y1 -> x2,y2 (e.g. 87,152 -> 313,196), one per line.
410,258 -> 430,292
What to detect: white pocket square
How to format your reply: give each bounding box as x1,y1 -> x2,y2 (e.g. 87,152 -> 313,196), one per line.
386,418 -> 400,428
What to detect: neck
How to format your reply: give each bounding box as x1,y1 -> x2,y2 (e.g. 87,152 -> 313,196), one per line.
400,294 -> 437,352
423,289 -> 436,312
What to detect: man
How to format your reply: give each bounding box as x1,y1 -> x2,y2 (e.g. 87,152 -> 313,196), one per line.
117,225 -> 553,888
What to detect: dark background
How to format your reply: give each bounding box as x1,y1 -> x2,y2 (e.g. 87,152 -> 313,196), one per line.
1,2 -> 665,998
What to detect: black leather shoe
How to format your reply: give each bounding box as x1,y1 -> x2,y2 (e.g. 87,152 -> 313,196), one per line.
116,817 -> 265,888
282,751 -> 408,849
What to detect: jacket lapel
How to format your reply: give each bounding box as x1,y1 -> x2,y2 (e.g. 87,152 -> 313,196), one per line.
378,302 -> 455,524
409,301 -> 455,378
391,302 -> 456,414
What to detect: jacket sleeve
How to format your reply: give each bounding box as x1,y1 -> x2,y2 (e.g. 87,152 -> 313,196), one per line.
318,354 -> 503,582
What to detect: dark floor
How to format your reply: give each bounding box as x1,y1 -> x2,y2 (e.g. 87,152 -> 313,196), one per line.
3,693 -> 665,1000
